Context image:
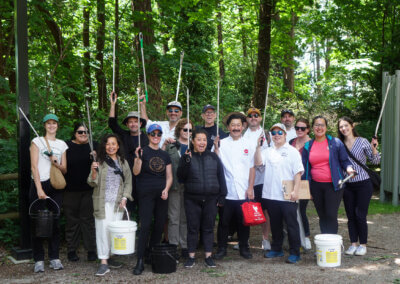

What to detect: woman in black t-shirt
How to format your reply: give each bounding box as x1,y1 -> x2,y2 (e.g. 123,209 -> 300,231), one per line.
132,124 -> 172,275
64,123 -> 97,262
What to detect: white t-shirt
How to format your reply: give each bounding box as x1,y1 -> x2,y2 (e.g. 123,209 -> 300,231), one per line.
32,137 -> 68,181
217,136 -> 255,200
260,142 -> 304,201
146,120 -> 175,146
285,127 -> 297,142
243,127 -> 268,186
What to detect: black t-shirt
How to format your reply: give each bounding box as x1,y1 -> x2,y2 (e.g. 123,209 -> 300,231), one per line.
65,140 -> 98,192
137,146 -> 171,190
196,124 -> 228,150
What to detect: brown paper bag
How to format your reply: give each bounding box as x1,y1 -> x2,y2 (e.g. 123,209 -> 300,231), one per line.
282,180 -> 310,200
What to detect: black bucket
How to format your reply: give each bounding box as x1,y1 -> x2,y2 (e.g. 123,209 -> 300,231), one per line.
151,244 -> 179,274
29,198 -> 60,238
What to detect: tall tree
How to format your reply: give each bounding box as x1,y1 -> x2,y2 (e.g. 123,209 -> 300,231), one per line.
96,0 -> 107,110
282,11 -> 298,94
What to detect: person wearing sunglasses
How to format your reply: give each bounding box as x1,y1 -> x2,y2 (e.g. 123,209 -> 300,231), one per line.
280,109 -> 297,142
132,124 -> 173,275
64,123 -> 98,263
213,112 -> 255,260
196,104 -> 228,150
254,123 -> 304,264
302,116 -> 355,235
243,107 -> 271,252
162,118 -> 194,260
139,95 -> 183,147
289,118 -> 312,250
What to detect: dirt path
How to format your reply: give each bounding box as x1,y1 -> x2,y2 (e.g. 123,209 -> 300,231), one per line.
1,212 -> 400,283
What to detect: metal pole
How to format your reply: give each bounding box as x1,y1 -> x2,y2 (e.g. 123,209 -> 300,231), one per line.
217,80 -> 220,137
187,88 -> 190,150
374,82 -> 392,138
85,100 -> 94,152
137,87 -> 141,149
112,39 -> 116,92
262,82 -> 270,131
393,70 -> 400,206
139,32 -> 148,102
175,51 -> 184,101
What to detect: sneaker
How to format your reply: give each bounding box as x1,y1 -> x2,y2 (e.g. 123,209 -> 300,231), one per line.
233,244 -> 239,250
213,248 -> 227,260
184,257 -> 195,268
108,258 -> 122,268
355,245 -> 367,256
96,264 -> 110,276
239,247 -> 253,259
68,251 -> 79,262
264,250 -> 284,258
262,239 -> 271,251
304,237 -> 312,250
205,256 -> 216,268
49,259 -> 64,270
34,261 -> 44,273
345,245 -> 357,255
286,254 -> 301,264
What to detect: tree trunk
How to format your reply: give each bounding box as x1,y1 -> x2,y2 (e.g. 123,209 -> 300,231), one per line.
217,7 -> 225,80
238,6 -> 247,61
325,39 -> 331,71
96,0 -> 107,110
283,11 -> 297,94
132,0 -> 161,114
83,4 -> 91,94
253,0 -> 275,109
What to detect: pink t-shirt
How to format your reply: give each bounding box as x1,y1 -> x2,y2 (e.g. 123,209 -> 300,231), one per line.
309,139 -> 332,182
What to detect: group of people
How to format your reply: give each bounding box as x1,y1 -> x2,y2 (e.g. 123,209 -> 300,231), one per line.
28,92 -> 381,276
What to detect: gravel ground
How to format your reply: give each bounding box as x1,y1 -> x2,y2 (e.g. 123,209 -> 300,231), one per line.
1,211 -> 400,283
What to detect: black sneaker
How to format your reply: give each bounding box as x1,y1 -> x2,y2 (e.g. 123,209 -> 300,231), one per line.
213,248 -> 227,260
95,264 -> 110,276
68,251 -> 79,262
184,257 -> 195,268
108,258 -> 122,268
204,256 -> 216,268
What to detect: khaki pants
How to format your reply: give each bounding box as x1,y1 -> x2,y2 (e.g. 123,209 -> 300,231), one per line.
168,185 -> 187,249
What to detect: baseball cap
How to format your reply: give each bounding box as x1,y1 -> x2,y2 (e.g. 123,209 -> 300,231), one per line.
147,124 -> 163,134
43,114 -> 59,123
281,109 -> 294,117
166,101 -> 182,110
122,111 -> 147,128
247,107 -> 261,116
202,104 -> 216,113
270,123 -> 286,133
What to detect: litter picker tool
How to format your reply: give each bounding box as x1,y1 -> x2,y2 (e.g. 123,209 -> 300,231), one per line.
187,87 -> 190,151
260,82 -> 270,146
112,39 -> 116,93
373,82 -> 392,146
137,87 -> 141,149
175,51 -> 185,101
85,100 -> 94,154
217,80 -> 220,137
338,172 -> 356,189
139,32 -> 148,102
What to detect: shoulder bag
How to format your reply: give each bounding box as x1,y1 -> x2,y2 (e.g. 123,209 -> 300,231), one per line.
44,137 -> 66,190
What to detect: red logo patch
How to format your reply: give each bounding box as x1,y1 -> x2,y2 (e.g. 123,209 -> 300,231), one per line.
244,149 -> 249,154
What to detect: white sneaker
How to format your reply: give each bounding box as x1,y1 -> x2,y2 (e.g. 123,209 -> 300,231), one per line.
49,259 -> 64,270
345,245 -> 357,255
262,239 -> 271,251
34,261 -> 44,273
304,237 -> 312,250
355,246 -> 367,256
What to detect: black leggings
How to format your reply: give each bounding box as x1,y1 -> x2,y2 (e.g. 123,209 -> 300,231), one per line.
343,179 -> 373,244
310,181 -> 344,234
136,188 -> 168,259
299,200 -> 310,237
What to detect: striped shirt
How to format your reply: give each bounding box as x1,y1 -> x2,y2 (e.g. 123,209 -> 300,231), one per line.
347,137 -> 381,183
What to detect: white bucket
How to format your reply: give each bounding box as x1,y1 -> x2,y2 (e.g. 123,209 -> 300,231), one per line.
314,234 -> 343,267
108,207 -> 137,255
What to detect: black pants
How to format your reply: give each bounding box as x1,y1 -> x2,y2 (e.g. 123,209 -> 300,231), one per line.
219,199 -> 249,250
310,181 -> 344,234
29,180 -> 63,262
299,200 -> 310,237
343,179 -> 373,244
185,198 -> 218,253
137,188 -> 168,259
63,190 -> 96,253
262,199 -> 300,256
217,205 -> 237,247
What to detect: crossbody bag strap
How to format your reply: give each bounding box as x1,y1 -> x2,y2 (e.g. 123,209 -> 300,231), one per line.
43,137 -> 54,156
344,145 -> 370,173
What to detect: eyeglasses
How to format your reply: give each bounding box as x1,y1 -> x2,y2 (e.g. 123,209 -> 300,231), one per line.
77,130 -> 87,134
271,130 -> 284,136
168,109 -> 180,113
182,128 -> 192,133
295,126 -> 307,131
247,114 -> 260,118
150,132 -> 162,137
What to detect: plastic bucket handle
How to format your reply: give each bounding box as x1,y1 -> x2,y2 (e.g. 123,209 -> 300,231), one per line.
165,251 -> 179,264
116,206 -> 130,221
29,197 -> 60,217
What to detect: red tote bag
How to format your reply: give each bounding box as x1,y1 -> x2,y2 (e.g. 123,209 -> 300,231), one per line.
241,201 -> 266,226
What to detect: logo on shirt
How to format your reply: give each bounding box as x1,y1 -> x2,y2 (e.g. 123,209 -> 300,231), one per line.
149,157 -> 166,173
281,152 -> 288,157
244,149 -> 249,156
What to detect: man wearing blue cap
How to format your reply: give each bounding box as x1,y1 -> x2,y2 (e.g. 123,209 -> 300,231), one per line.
196,104 -> 228,150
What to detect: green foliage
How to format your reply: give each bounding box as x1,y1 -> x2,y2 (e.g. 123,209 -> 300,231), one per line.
0,219 -> 19,248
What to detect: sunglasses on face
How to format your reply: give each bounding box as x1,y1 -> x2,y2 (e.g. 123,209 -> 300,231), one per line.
247,114 -> 259,118
295,126 -> 307,131
271,130 -> 284,136
77,130 -> 87,134
168,109 -> 180,113
182,128 -> 192,133
150,132 -> 162,137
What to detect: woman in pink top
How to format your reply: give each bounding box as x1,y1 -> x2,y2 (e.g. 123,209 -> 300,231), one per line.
302,116 -> 355,234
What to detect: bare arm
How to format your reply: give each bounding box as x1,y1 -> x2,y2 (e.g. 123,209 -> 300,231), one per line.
139,94 -> 149,121
246,167 -> 255,200
161,164 -> 173,200
133,147 -> 143,176
109,91 -> 117,118
30,143 -> 47,199
254,136 -> 264,166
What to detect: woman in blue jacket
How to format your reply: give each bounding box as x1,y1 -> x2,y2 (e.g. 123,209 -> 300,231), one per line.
302,116 -> 355,234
